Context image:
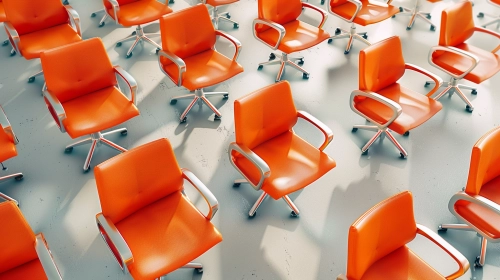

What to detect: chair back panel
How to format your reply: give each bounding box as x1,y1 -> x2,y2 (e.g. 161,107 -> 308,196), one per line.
103,0 -> 140,11
439,1 -> 475,47
330,0 -> 350,8
256,0 -> 302,32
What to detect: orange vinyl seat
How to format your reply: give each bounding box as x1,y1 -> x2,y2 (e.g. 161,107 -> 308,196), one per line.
95,138 -> 222,279
440,126 -> 500,267
3,0 -> 81,84
253,0 -> 331,82
337,191 -> 469,280
158,4 -> 243,123
350,36 -> 443,158
427,1 -> 500,113
328,0 -> 399,54
203,0 -> 240,29
102,0 -> 172,58
40,37 -> 140,172
0,201 -> 62,280
477,0 -> 500,29
0,106 -> 23,205
229,81 -> 336,217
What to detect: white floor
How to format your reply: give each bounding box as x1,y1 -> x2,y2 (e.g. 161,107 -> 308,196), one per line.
1,0 -> 499,279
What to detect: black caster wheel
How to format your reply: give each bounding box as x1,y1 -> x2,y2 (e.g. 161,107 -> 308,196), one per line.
321,0 -> 325,4
403,131 -> 410,136
477,12 -> 484,18
298,58 -> 304,65
196,268 -> 203,274
131,31 -> 137,35
226,13 -> 231,19
471,89 -> 477,95
63,0 -> 69,4
120,130 -> 128,136
2,40 -> 8,46
400,153 -> 407,159
15,175 -> 24,181
99,22 -> 105,27
344,50 -> 350,55
214,115 -> 221,121
258,65 -> 263,70
248,212 -> 257,218
10,50 -> 16,56
362,34 -> 368,39
223,94 -> 229,99
466,105 -> 474,112
352,127 -> 358,132
91,13 -> 97,18
290,211 -> 298,217
424,82 -> 430,87
407,27 -> 412,30
392,15 -> 396,18
426,14 -> 431,19
430,25 -> 436,31
437,225 -> 447,233
335,28 -> 341,34
28,77 -> 35,83
328,38 -> 333,44
65,147 -> 73,153
399,7 -> 404,12
180,117 -> 187,123
170,99 -> 177,105
269,53 -> 276,60
303,73 -> 309,79
84,166 -> 91,173
169,0 -> 175,3
116,42 -> 122,47
233,183 -> 240,187
474,256 -> 483,268
156,48 -> 160,54
362,149 -> 369,155
234,23 -> 239,29
126,52 -> 133,58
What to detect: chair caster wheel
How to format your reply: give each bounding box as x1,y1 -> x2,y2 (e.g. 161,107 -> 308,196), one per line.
226,13 -> 231,19
466,105 -> 474,112
15,175 -> 23,181
430,25 -> 435,31
328,38 -> 333,44
392,15 -> 396,18
180,117 -> 187,123
471,89 -> 477,95
399,7 -> 403,12
10,50 -> 16,56
28,77 -> 35,83
116,42 -> 122,47
234,23 -> 239,28
2,40 -> 8,46
400,153 -> 407,159
321,0 -> 325,4
63,0 -> 69,4
170,99 -> 177,105
214,115 -> 221,121
249,212 -> 257,218
344,51 -> 349,55
91,13 -> 96,17
406,27 -> 412,30
196,268 -> 203,273
352,128 -> 358,132
84,166 -> 91,173
424,82 -> 430,87
426,14 -> 431,19
335,28 -> 341,34
437,225 -> 447,233
156,48 -> 160,54
258,65 -> 263,70
362,34 -> 368,39
474,256 -> 483,268
477,12 -> 484,18
233,183 -> 240,187
302,73 -> 309,79
65,147 -> 73,153
403,131 -> 409,136
99,22 -> 105,27
298,58 -> 304,65
290,211 -> 298,217
269,53 -> 276,60
223,94 -> 229,99
120,130 -> 128,136
126,53 -> 133,58
169,0 -> 175,3
362,149 -> 368,155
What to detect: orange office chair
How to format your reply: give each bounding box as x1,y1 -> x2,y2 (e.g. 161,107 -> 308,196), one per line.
203,0 -> 240,29
103,0 -> 172,58
253,0 -> 330,81
477,0 -> 500,29
0,201 -> 62,280
3,0 -> 81,83
427,1 -> 500,113
0,0 -> 14,54
158,4 -> 243,123
439,126 -> 500,268
0,106 -> 23,205
95,138 -> 222,279
229,81 -> 336,217
328,0 -> 399,54
337,191 -> 469,280
351,36 -> 443,158
41,38 -> 140,171
394,0 -> 437,31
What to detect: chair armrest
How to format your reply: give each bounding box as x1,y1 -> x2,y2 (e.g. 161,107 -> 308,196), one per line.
428,46 -> 479,80
64,5 -> 82,37
416,224 -> 470,279
302,2 -> 328,28
43,90 -> 67,133
114,66 -> 137,106
96,214 -> 133,273
297,110 -> 333,151
405,63 -> 443,97
0,106 -> 18,145
35,233 -> 62,280
350,90 -> 402,129
228,142 -> 270,191
328,0 -> 362,23
252,18 -> 286,50
157,50 -> 186,87
181,168 -> 219,220
215,30 -> 242,61
107,0 -> 120,24
3,22 -> 20,56
473,27 -> 500,53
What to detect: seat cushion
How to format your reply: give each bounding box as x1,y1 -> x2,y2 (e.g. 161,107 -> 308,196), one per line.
116,191 -> 222,280
0,128 -> 17,163
256,20 -> 330,54
62,86 -> 139,139
107,0 -> 172,26
331,0 -> 399,26
432,43 -> 500,84
0,2 -> 6,22
0,259 -> 47,280
206,0 -> 239,6
360,245 -> 445,280
18,24 -> 81,60
354,83 -> 442,135
233,131 -> 336,199
161,49 -> 243,91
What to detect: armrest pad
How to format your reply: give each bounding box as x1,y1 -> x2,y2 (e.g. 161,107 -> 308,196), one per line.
43,91 -> 67,133
297,110 -> 333,151
302,2 -> 329,28
252,18 -> 286,50
182,168 -> 219,220
157,50 -> 186,87
114,66 -> 138,105
215,30 -> 242,61
96,214 -> 133,273
228,142 -> 270,191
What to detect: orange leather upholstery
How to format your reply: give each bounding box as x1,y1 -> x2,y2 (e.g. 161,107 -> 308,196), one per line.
0,121 -> 17,163
103,0 -> 172,26
206,0 -> 238,6
0,0 -> 6,22
330,0 -> 399,26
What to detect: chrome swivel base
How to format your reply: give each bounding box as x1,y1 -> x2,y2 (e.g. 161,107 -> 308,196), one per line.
0,170 -> 24,206
477,12 -> 500,29
438,224 -> 487,267
212,6 -> 239,29
396,5 -> 435,31
257,52 -> 309,82
115,25 -> 161,58
90,9 -> 108,27
65,129 -> 128,172
170,89 -> 228,123
425,77 -> 477,112
352,125 -> 409,158
328,24 -> 370,54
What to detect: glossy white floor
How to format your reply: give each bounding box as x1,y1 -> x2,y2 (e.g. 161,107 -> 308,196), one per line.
1,0 -> 499,279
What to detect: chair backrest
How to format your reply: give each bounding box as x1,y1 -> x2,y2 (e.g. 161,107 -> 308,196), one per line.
465,127 -> 500,195
359,36 -> 405,93
234,81 -> 298,150
439,1 -> 475,47
346,191 -> 417,280
3,0 -> 69,36
40,38 -> 117,103
102,0 -> 140,11
0,201 -> 38,274
256,0 -> 302,32
159,4 -> 215,60
95,138 -> 184,224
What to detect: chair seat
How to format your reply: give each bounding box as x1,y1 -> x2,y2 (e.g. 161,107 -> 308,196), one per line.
0,129 -> 17,163
360,245 -> 445,280
18,24 -> 81,60
206,0 -> 239,7
256,20 -> 330,54
331,0 -> 399,26
455,176 -> 500,239
62,86 -> 139,139
354,83 -> 442,135
491,0 -> 500,6
161,49 -> 243,91
233,131 -> 336,200
432,43 -> 500,84
115,191 -> 223,280
0,259 -> 47,280
107,0 -> 172,26
0,3 -> 6,22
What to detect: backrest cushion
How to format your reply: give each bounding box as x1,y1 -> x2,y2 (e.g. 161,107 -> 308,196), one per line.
439,1 -> 475,47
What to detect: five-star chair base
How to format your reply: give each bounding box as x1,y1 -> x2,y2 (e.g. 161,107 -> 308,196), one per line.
211,6 -> 239,29
257,52 -> 309,82
170,88 -> 228,123
438,224 -> 488,267
115,25 -> 162,58
90,9 -> 108,27
425,78 -> 477,112
477,12 -> 500,29
396,5 -> 436,31
328,24 -> 371,54
352,125 -> 409,158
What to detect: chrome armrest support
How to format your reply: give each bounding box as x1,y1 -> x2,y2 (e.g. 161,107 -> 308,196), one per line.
114,66 -> 137,106
181,168 -> 219,220
473,27 -> 500,53
416,224 -> 470,279
328,0 -> 362,23
252,18 -> 286,50
4,22 -> 20,56
405,63 -> 443,97
157,50 -> 186,87
0,106 -> 18,145
228,142 -> 270,191
428,46 -> 479,80
96,214 -> 133,273
215,30 -> 242,61
35,233 -> 62,280
64,5 -> 82,37
302,3 -> 329,28
350,90 -> 402,129
43,90 -> 67,133
107,0 -> 120,25
297,110 -> 333,151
